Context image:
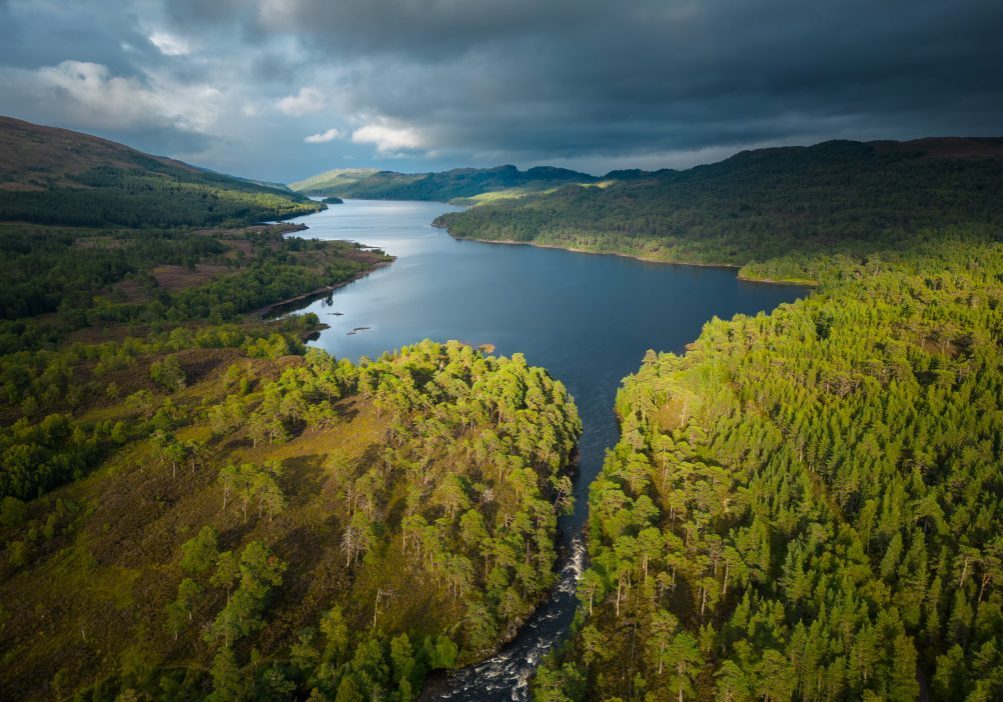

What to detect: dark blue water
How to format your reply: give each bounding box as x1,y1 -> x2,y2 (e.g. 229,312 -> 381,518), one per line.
285,200 -> 807,700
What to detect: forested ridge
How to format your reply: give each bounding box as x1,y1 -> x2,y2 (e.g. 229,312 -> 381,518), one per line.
436,138 -> 1003,284
0,116 -> 322,227
533,229 -> 1003,701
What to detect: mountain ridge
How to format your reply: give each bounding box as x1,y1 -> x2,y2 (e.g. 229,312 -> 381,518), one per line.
289,163 -> 597,201
290,136 -> 1003,204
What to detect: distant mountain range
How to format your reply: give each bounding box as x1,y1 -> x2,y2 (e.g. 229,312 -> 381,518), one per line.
289,164 -> 599,202
0,116 -> 321,227
291,137 -> 1003,207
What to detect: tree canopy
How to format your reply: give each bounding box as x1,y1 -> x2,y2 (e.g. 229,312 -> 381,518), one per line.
534,232 -> 1003,701
0,340 -> 580,701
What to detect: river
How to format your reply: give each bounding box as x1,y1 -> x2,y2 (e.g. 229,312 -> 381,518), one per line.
282,199 -> 807,700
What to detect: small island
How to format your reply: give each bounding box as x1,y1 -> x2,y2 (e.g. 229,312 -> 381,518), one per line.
322,195 -> 344,204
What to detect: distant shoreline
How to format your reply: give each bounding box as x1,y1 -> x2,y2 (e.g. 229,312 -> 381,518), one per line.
447,234 -> 818,287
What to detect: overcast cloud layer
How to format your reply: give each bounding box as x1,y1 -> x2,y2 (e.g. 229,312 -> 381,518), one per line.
1,0 -> 1001,182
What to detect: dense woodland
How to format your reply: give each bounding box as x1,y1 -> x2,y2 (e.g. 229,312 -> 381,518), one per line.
0,168 -> 322,228
436,139 -> 1003,284
291,165 -> 595,201
533,230 -> 1003,701
0,338 -> 580,700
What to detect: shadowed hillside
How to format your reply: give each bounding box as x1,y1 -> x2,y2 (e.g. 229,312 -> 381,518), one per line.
0,117 -> 322,227
0,119 -> 387,355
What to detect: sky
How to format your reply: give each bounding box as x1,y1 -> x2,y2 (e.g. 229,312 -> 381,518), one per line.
1,0 -> 1001,183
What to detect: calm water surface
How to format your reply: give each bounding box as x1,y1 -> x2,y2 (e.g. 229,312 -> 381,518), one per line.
285,200 -> 807,700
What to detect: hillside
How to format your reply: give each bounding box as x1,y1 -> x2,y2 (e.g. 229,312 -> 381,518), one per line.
289,168 -> 381,196
289,164 -> 596,202
435,138 -> 1003,283
0,221 -> 391,356
0,117 -> 322,227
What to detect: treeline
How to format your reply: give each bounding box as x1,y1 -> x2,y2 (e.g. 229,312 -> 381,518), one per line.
534,231 -> 1003,701
436,139 -> 1003,283
0,226 -> 224,320
0,340 -> 581,701
86,257 -> 363,326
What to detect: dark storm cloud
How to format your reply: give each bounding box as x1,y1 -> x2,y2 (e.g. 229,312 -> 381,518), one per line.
168,0 -> 1003,169
0,0 -> 258,168
168,0 -> 604,59
0,0 -> 1001,180
0,2 -> 152,76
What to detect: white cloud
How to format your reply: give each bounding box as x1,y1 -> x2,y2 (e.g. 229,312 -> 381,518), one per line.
351,122 -> 426,154
304,127 -> 341,143
16,60 -> 223,133
276,87 -> 325,116
148,31 -> 190,57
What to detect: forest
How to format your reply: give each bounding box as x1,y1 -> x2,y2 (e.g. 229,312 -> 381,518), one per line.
435,139 -> 1003,284
0,337 -> 580,700
0,171 -> 323,228
532,228 -> 1003,701
0,222 -> 390,356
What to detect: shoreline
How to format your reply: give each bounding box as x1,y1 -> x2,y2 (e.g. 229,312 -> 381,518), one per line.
255,260 -> 393,318
447,234 -> 819,287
